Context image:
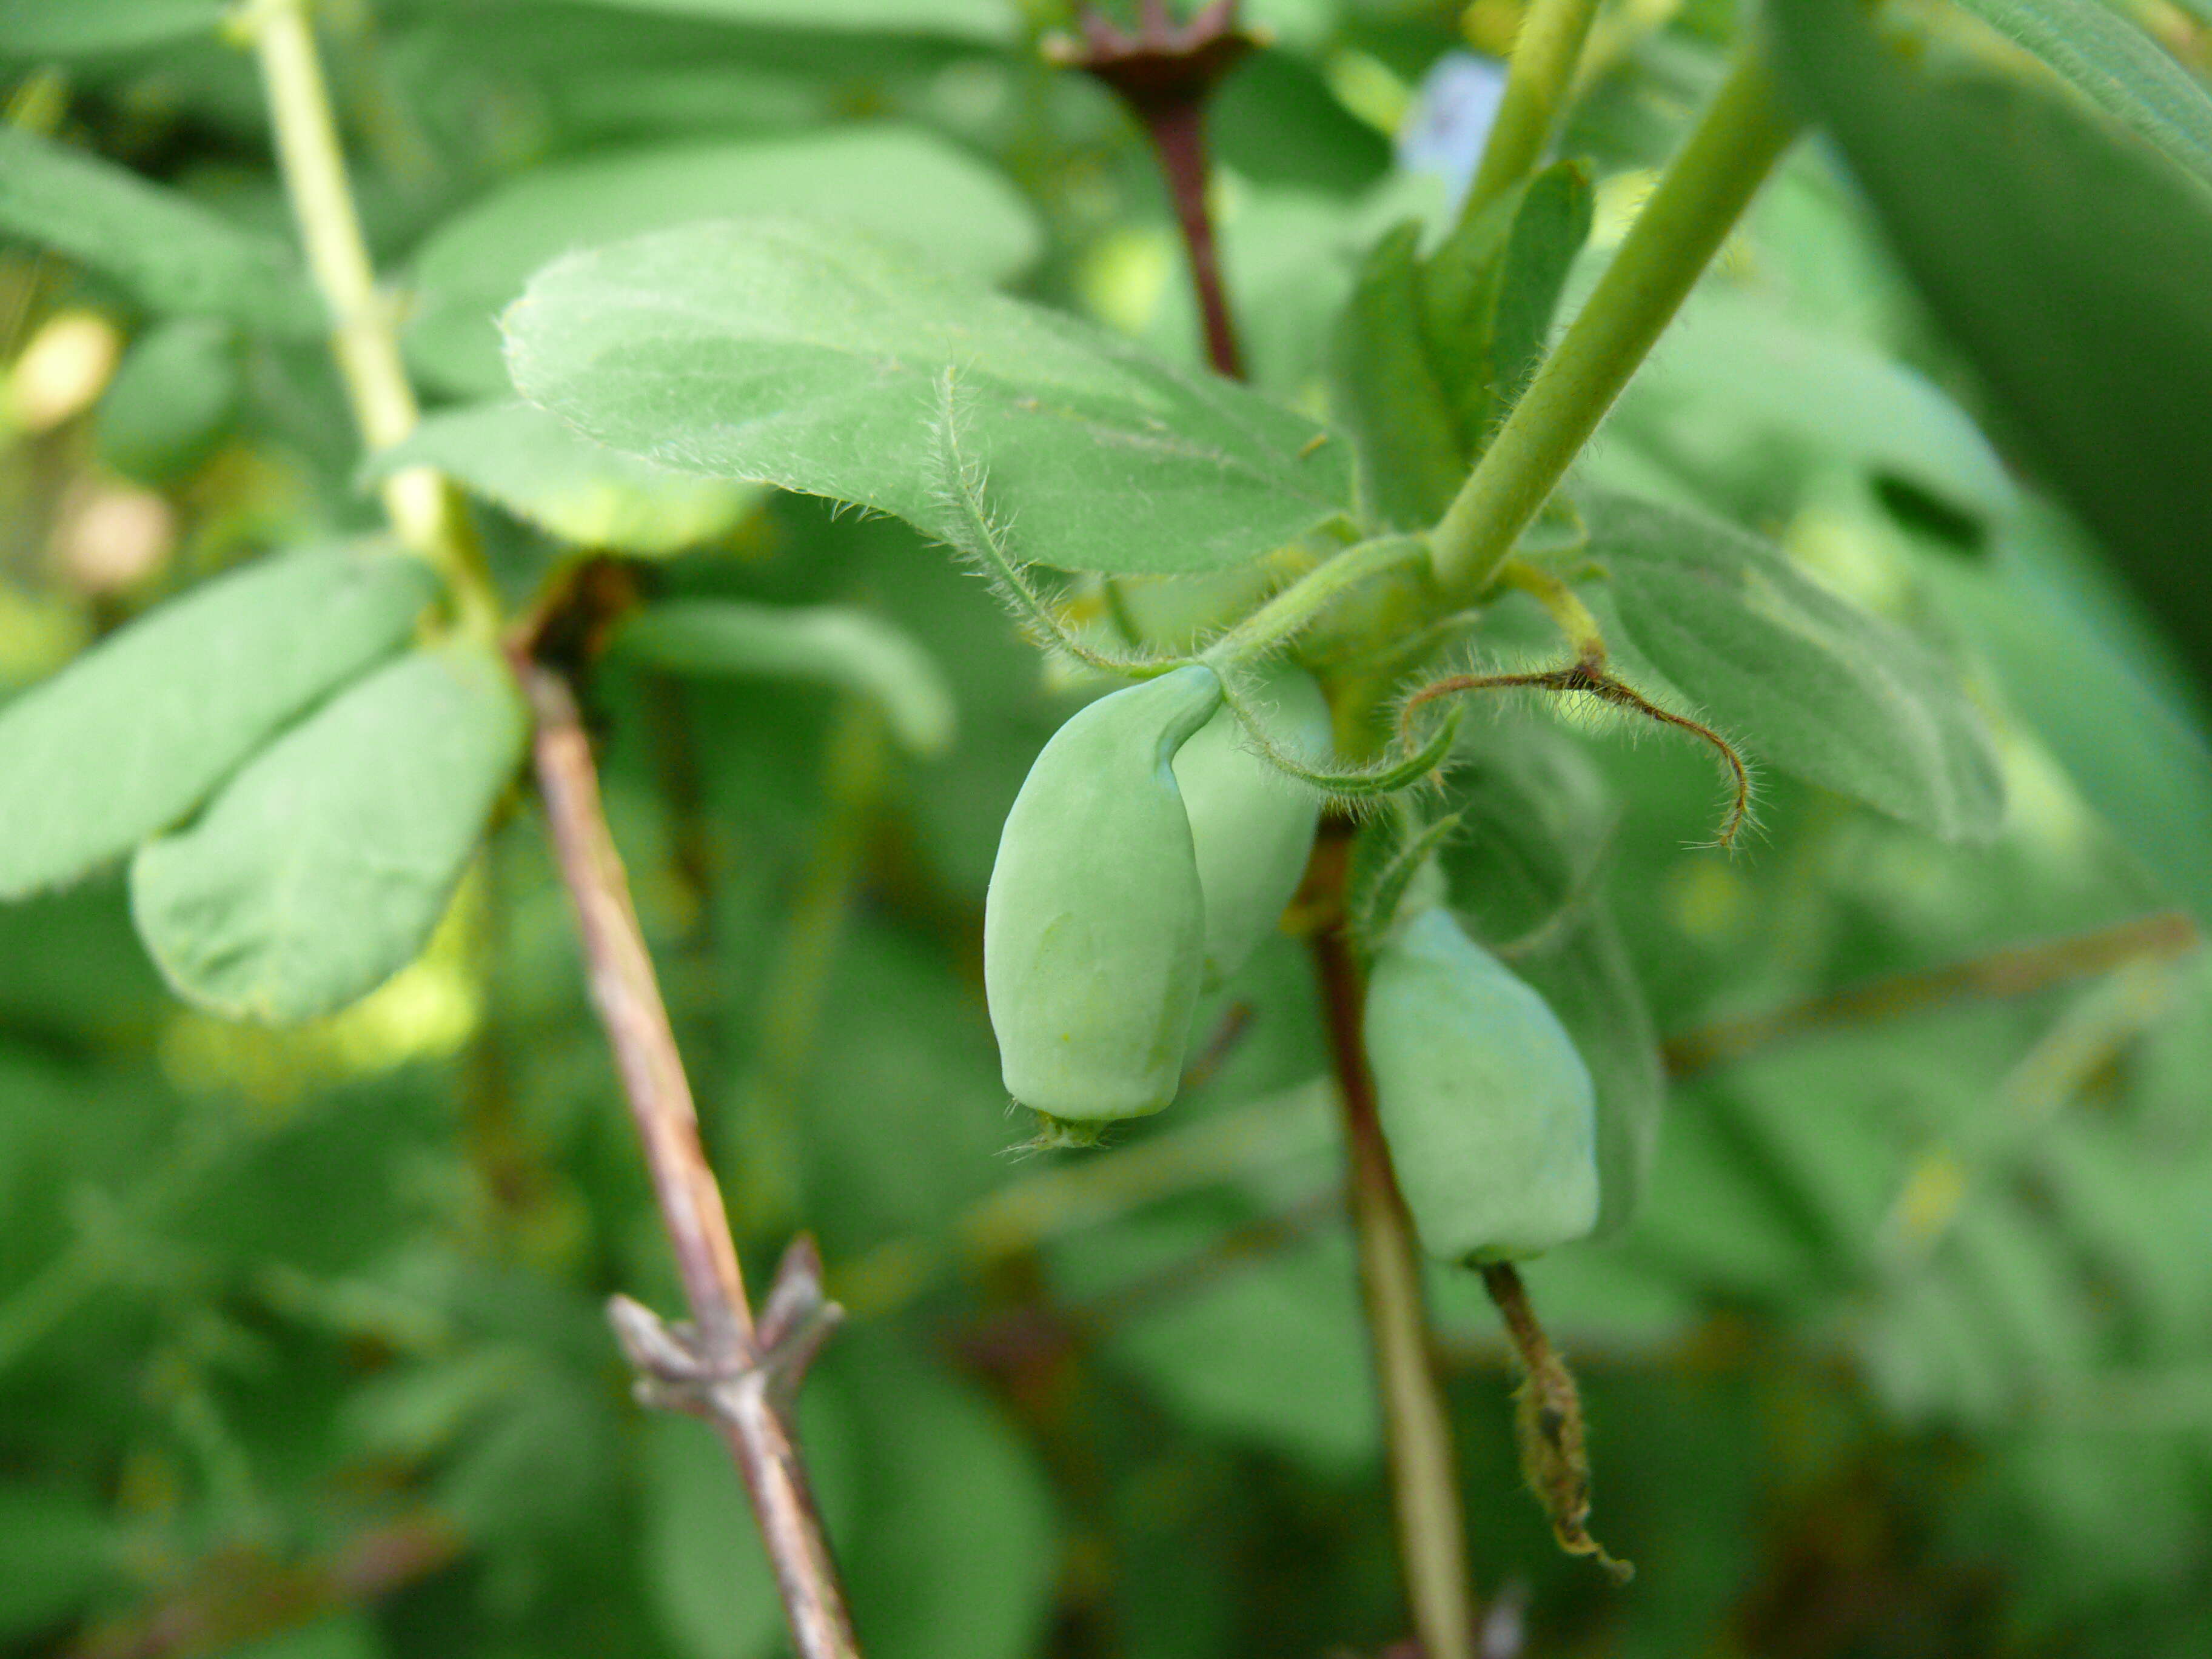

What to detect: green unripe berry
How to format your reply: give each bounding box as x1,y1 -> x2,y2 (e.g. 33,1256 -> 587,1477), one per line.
1365,907 -> 1600,1263
1172,664 -> 1329,985
984,665 -> 1224,1127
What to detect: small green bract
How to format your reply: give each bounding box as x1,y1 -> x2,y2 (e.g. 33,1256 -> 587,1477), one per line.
984,665 -> 1224,1130
1365,906 -> 1600,1262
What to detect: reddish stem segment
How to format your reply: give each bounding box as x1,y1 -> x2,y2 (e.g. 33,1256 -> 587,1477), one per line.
522,663 -> 861,1659
1307,828 -> 1478,1659
1147,101 -> 1244,379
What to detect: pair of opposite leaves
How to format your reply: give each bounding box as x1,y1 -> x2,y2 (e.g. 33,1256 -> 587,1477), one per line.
0,546 -> 521,1023
982,666 -> 1598,1265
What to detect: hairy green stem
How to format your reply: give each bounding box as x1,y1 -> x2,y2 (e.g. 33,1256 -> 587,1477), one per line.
244,0 -> 496,640
1201,534 -> 1429,668
1461,0 -> 1603,224
1429,45 -> 1801,592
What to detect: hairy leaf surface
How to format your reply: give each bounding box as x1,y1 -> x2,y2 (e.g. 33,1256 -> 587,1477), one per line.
1581,491 -> 2005,841
505,218 -> 1353,574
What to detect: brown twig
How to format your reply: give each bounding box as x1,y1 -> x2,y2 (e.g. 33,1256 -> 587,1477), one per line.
1661,910 -> 2200,1078
1050,0 -> 1256,378
1306,823 -> 1480,1659
520,660 -> 860,1659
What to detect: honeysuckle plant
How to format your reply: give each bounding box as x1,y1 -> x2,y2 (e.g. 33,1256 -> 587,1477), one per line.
2,0 -> 2211,1655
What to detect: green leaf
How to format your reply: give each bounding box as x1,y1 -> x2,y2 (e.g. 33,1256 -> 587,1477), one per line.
95,317 -> 243,484
1329,221 -> 1464,531
1945,0 -> 2212,192
562,0 -> 1013,44
616,599 -> 955,756
1423,159 -> 1593,451
1062,1212 -> 1381,1473
1329,165 -> 1591,530
369,401 -> 762,557
0,546 -> 438,900
1768,0 -> 2212,698
1612,287 -> 2017,523
0,0 -> 223,53
840,1338 -> 1064,1659
1444,725 -> 1663,1239
129,643 -> 526,1023
640,1389 -> 860,1659
407,126 -> 1043,396
1579,489 -> 2006,842
504,217 -> 1353,575
0,129 -> 320,335
1919,512 -> 2212,928
0,1487 -> 115,1640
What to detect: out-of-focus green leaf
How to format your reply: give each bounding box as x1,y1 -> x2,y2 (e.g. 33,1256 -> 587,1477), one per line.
1946,0 -> 2212,190
616,600 -> 954,756
841,1338 -> 1061,1659
1768,0 -> 2212,698
95,317 -> 243,484
0,1487 -> 114,1640
218,1610 -> 386,1659
408,127 -> 1042,395
130,644 -> 526,1023
0,0 -> 222,54
563,0 -> 1013,44
369,401 -> 762,557
0,129 -> 320,334
0,546 -> 438,900
1058,1211 -> 1381,1473
1579,490 -> 2006,842
1614,287 -> 2017,524
1919,513 -> 2212,928
505,218 -> 1353,575
640,1386 -> 860,1659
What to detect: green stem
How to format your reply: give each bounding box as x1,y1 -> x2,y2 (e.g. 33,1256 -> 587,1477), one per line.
244,0 -> 497,642
1201,534 -> 1430,669
1460,0 -> 1603,225
1429,45 -> 1801,592
728,698 -> 886,1233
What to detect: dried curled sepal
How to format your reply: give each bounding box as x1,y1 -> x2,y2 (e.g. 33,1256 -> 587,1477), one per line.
1483,1263 -> 1634,1583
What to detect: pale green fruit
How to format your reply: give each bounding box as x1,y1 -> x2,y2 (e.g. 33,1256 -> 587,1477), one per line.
1173,663 -> 1329,985
984,665 -> 1223,1125
1365,907 -> 1600,1262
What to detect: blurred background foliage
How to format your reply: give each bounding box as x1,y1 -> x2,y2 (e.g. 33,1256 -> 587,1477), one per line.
4,1 -> 2211,1657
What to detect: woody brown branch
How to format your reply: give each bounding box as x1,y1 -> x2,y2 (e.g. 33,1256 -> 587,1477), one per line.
520,658 -> 862,1659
